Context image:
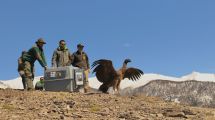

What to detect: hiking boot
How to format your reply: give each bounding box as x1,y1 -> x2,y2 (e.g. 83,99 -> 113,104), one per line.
84,88 -> 88,93
27,88 -> 35,91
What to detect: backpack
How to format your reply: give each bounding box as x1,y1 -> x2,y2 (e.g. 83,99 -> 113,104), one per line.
18,51 -> 27,71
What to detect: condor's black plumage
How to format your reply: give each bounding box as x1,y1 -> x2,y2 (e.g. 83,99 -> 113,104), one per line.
92,59 -> 144,93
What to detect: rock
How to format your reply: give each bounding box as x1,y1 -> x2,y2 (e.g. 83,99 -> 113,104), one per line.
60,115 -> 64,119
119,113 -> 129,119
97,112 -> 109,116
115,106 -> 120,109
156,113 -> 163,117
64,112 -> 71,117
82,109 -> 89,112
53,101 -> 63,106
52,109 -> 57,113
18,106 -> 25,110
182,109 -> 196,115
71,113 -> 83,118
119,119 -> 126,120
150,114 -> 156,117
164,111 -> 187,118
102,107 -> 110,114
66,105 -> 71,111
66,101 -> 75,108
38,109 -> 48,117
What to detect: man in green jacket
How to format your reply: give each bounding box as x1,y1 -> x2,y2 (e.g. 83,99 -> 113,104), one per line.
22,38 -> 47,90
35,77 -> 45,90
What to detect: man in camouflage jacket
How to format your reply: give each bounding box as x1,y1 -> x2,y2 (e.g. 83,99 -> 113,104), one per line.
22,38 -> 47,90
18,51 -> 27,89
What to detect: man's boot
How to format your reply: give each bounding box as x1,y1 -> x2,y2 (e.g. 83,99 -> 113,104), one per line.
84,87 -> 88,93
84,83 -> 90,93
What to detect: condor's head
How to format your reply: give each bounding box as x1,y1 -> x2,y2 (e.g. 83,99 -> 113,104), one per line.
124,59 -> 131,64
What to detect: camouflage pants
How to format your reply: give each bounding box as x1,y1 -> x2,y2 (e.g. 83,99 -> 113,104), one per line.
23,61 -> 34,90
19,71 -> 26,89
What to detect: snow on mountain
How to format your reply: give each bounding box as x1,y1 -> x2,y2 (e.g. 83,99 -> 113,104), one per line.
119,73 -> 180,89
181,71 -> 215,81
0,72 -> 215,90
121,71 -> 215,90
1,77 -> 41,89
0,81 -> 8,89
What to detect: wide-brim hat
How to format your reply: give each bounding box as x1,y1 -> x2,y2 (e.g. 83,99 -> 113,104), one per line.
36,38 -> 46,44
77,43 -> 84,48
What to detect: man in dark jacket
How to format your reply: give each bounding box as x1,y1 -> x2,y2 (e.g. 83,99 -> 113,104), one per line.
22,38 -> 47,90
71,44 -> 90,93
52,40 -> 72,67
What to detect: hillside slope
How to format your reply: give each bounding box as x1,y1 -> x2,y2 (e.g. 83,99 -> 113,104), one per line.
121,80 -> 215,108
0,89 -> 215,120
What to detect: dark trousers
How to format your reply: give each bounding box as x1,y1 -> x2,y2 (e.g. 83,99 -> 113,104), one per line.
35,86 -> 43,90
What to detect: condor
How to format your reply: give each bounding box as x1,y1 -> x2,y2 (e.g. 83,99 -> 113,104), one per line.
92,59 -> 144,94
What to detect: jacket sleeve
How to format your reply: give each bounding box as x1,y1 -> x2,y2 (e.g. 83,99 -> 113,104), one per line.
66,50 -> 72,66
52,50 -> 57,67
70,53 -> 75,66
33,47 -> 47,67
41,52 -> 47,67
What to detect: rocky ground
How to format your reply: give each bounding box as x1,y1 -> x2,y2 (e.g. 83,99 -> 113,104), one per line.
0,89 -> 215,120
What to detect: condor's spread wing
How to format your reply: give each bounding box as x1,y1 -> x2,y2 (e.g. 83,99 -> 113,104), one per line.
123,68 -> 144,81
92,59 -> 117,83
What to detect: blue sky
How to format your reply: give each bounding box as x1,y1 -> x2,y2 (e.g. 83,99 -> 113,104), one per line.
0,0 -> 215,80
